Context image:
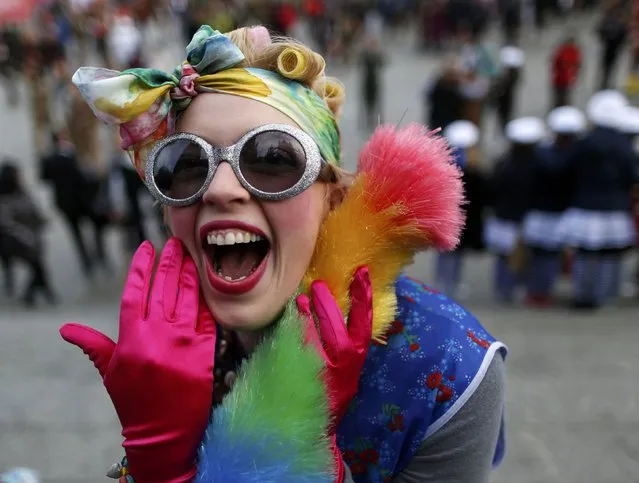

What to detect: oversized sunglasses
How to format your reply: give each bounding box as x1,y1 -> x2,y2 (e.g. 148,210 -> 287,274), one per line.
144,123 -> 325,206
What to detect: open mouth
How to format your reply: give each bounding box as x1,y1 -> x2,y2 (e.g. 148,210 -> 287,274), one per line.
200,224 -> 271,295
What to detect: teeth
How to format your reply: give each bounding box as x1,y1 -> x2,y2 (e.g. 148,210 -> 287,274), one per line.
206,229 -> 265,246
216,268 -> 248,282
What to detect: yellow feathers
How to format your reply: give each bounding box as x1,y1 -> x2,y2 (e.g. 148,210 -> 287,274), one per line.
303,174 -> 422,342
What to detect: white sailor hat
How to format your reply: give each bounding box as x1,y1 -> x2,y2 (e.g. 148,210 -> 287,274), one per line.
547,106 -> 586,134
505,116 -> 546,144
586,90 -> 628,128
443,120 -> 480,149
618,106 -> 639,134
499,46 -> 525,68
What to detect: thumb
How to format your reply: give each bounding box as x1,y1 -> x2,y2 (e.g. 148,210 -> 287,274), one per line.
60,323 -> 116,379
347,266 -> 373,351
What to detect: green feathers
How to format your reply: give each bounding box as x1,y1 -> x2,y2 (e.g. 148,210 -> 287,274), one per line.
216,301 -> 333,474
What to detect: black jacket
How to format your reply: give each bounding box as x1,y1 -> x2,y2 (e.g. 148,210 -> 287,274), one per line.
564,127 -> 637,212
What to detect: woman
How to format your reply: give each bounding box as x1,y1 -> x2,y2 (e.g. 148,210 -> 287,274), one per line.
60,25 -> 507,482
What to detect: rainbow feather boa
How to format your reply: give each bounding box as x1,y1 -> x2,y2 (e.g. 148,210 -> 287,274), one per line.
196,124 -> 464,481
196,301 -> 334,482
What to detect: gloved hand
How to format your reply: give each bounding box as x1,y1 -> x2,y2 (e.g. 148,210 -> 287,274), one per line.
60,238 -> 216,483
296,266 -> 373,482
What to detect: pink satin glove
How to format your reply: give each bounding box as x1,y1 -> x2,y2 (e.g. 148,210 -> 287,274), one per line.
60,238 -> 216,483
296,266 -> 373,426
297,267 -> 373,482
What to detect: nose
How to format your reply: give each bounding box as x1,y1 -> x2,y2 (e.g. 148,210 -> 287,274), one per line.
201,162 -> 251,207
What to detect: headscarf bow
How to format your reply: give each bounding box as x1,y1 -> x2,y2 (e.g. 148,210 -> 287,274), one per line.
72,26 -> 340,177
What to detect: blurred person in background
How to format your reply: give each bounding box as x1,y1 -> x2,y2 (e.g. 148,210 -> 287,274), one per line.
459,24 -> 500,130
305,0 -> 329,54
0,220 -> 14,297
493,45 -> 525,134
419,0 -> 447,51
359,33 -> 386,131
271,0 -> 298,36
89,0 -> 111,67
23,52 -> 53,160
612,105 -> 639,297
67,86 -> 114,276
425,56 -> 465,131
0,161 -> 56,307
550,34 -> 582,107
499,0 -> 523,45
522,106 -> 586,307
559,90 -> 637,309
364,4 -> 384,42
445,0 -> 490,41
436,120 -> 486,299
597,0 -> 629,89
0,26 -> 22,108
67,82 -> 102,176
109,131 -> 149,256
108,6 -> 143,70
40,131 -> 96,278
485,116 -> 546,302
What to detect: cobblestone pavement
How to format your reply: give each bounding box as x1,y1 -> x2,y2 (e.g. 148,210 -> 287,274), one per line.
2,13 -> 639,483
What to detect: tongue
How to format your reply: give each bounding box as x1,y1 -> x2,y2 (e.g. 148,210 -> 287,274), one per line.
218,245 -> 262,280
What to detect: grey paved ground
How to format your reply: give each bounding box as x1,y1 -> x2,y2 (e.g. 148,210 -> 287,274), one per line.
2,12 -> 639,483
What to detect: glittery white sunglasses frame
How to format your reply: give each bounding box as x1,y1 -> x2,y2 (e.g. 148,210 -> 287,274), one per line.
145,123 -> 325,207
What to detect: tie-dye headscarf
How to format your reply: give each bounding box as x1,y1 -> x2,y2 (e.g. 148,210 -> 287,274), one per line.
71,25 -> 341,177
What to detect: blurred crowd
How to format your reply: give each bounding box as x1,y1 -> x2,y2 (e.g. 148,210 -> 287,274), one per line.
0,0 -> 638,312
421,0 -> 639,310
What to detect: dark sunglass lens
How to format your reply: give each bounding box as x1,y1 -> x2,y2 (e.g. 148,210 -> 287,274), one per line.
239,131 -> 307,193
152,139 -> 208,200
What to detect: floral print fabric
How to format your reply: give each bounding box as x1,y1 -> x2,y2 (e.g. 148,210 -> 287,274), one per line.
336,275 -> 507,482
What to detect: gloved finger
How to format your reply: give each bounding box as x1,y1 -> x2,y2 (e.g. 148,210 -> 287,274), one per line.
347,266 -> 373,352
171,250 -> 200,326
150,237 -> 182,320
120,241 -> 155,323
310,281 -> 349,363
296,294 -> 326,360
195,293 -> 216,335
60,323 -> 116,379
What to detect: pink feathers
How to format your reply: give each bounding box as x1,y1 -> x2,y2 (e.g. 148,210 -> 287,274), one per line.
357,123 -> 465,251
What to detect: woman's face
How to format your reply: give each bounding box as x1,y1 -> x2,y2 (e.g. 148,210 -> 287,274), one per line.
167,94 -> 329,331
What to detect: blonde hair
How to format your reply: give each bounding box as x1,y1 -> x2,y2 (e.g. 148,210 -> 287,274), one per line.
226,27 -> 346,124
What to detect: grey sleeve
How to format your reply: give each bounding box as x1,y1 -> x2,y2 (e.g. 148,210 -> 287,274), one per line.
392,354 -> 506,483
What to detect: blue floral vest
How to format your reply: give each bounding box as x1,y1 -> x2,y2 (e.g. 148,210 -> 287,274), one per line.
336,275 -> 507,482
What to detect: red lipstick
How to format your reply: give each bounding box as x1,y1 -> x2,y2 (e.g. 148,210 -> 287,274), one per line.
199,220 -> 270,296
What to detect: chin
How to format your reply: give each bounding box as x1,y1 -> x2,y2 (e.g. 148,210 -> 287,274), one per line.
204,292 -> 280,332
